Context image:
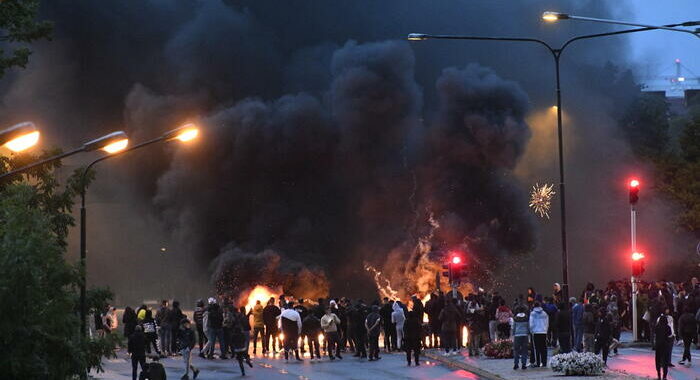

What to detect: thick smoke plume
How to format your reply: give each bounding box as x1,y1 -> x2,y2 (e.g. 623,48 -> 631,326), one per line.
3,0 -> 690,303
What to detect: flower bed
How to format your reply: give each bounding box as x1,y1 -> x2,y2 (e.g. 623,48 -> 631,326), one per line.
550,352 -> 604,376
483,339 -> 513,359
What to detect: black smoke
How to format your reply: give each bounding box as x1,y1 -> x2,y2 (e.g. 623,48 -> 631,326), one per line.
3,0 -> 685,303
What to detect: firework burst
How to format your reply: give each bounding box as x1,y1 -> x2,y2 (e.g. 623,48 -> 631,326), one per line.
529,183 -> 556,219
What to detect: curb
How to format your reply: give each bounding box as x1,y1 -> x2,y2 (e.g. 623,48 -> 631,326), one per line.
424,350 -> 505,380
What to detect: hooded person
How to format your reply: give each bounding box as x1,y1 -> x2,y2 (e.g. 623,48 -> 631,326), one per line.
230,307 -> 254,375
439,298 -> 460,355
127,325 -> 146,380
403,310 -> 423,366
204,297 -> 225,359
511,305 -> 530,370
251,300 -> 265,355
123,306 -> 137,338
280,301 -> 303,361
379,298 -> 395,352
529,301 -> 549,367
302,311 -> 322,360
365,305 -> 382,361
350,299 -> 368,358
391,301 -> 406,350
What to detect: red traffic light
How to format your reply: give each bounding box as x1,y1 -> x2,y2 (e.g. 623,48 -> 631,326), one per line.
451,256 -> 462,265
631,252 -> 644,261
629,178 -> 640,205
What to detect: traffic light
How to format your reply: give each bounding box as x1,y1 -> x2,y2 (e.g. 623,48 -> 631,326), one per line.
442,253 -> 465,283
632,251 -> 645,277
629,179 -> 640,205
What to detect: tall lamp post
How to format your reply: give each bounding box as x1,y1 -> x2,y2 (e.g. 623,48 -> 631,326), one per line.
79,123 -> 198,341
408,21 -> 685,306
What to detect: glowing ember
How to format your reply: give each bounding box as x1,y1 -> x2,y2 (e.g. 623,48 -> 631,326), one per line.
529,183 -> 555,219
244,285 -> 282,313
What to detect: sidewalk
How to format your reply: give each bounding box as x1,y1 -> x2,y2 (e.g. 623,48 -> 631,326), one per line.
424,349 -> 648,380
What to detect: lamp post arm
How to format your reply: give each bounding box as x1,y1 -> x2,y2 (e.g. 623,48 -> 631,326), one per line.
559,21 -> 700,55
0,146 -> 85,181
79,136 -> 164,207
567,15 -> 700,38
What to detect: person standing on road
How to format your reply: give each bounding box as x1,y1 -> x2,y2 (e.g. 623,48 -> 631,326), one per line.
142,309 -> 161,356
127,325 -> 147,380
123,306 -> 137,339
155,300 -> 171,356
439,298 -> 460,356
582,304 -> 596,353
594,308 -> 612,366
655,316 -> 672,380
379,298 -> 394,352
321,307 -> 343,360
571,298 -> 584,352
281,301 -> 303,361
403,310 -> 422,366
302,311 -> 322,360
206,297 -> 225,359
169,301 -> 185,354
193,300 -> 207,352
350,300 -> 368,358
555,301 -> 572,353
392,301 -> 406,351
179,319 -> 200,380
678,305 -> 696,366
529,301 -> 549,367
366,305 -> 382,361
511,305 -> 530,370
263,298 -> 281,354
251,300 -> 265,355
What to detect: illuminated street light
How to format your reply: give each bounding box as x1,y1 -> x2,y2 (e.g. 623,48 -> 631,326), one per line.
0,130 -> 129,181
451,256 -> 462,265
78,123 -> 200,342
542,11 -> 700,39
0,122 -> 40,152
408,21 -> 680,308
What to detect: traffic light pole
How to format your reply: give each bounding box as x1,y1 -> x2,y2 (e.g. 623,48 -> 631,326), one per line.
631,204 -> 638,341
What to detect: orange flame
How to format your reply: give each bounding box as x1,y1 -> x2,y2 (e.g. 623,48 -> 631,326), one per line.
243,285 -> 282,313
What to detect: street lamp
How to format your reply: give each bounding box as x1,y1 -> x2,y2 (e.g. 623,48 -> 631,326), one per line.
408,24 -> 672,307
0,122 -> 40,152
0,130 -> 129,180
542,12 -> 700,39
78,123 -> 199,342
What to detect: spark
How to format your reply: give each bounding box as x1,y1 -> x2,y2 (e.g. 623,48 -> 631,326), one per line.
529,183 -> 556,219
364,264 -> 399,300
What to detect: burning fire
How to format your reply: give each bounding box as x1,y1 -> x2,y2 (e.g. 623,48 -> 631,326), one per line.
243,285 -> 282,313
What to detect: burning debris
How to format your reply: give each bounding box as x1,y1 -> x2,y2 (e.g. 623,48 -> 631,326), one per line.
210,245 -> 329,301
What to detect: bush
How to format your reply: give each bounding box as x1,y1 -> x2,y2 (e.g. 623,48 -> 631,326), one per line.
550,351 -> 604,376
483,340 -> 513,359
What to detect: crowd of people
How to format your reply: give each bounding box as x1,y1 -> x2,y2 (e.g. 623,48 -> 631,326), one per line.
102,276 -> 700,380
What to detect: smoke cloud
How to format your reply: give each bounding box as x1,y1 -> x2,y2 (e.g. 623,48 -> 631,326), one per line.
2,0 -> 691,303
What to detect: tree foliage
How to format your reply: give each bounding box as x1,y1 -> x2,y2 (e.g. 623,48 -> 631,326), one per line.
0,150 -> 115,379
0,0 -> 52,78
620,97 -> 700,238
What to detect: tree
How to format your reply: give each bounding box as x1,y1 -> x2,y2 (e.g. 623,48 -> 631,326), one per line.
0,151 -> 118,379
0,0 -> 52,78
620,96 -> 700,238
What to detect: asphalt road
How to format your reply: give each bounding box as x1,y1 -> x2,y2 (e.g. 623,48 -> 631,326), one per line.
96,349 -> 483,380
